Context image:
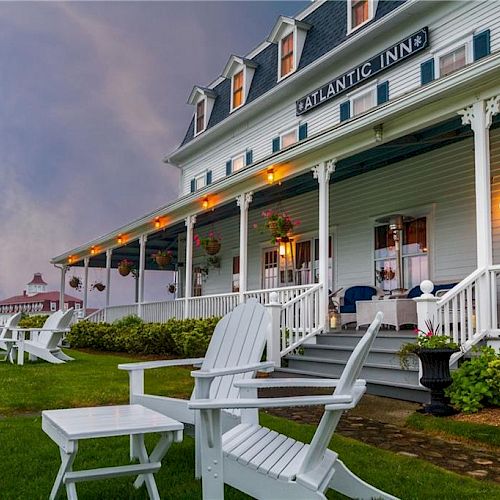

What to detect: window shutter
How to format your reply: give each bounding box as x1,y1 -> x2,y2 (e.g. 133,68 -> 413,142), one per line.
298,123 -> 308,141
339,101 -> 351,122
190,179 -> 196,193
272,137 -> 280,153
226,160 -> 232,176
206,170 -> 212,185
420,59 -> 435,85
245,149 -> 253,166
473,29 -> 491,61
377,81 -> 389,105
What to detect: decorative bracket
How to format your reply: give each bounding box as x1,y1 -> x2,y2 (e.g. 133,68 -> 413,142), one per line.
312,160 -> 336,184
458,96 -> 500,132
185,214 -> 197,230
236,191 -> 253,211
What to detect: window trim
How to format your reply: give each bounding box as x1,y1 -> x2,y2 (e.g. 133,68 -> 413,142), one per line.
230,68 -> 246,112
433,34 -> 473,78
231,152 -> 246,172
347,0 -> 374,35
194,171 -> 207,191
277,28 -> 297,82
194,97 -> 207,136
279,125 -> 299,149
347,82 -> 378,117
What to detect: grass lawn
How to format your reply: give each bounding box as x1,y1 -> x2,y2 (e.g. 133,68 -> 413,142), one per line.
407,412 -> 500,448
1,349 -> 500,499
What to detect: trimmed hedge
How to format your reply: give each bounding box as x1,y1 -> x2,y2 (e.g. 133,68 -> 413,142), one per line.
18,314 -> 49,328
66,316 -> 220,358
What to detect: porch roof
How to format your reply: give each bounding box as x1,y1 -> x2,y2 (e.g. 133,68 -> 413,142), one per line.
52,53 -> 500,269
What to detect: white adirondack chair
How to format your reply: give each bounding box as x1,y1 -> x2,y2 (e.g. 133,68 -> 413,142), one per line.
0,312 -> 22,361
190,311 -> 399,500
13,309 -> 75,364
118,298 -> 272,477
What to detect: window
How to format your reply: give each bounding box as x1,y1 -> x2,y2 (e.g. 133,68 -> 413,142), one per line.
193,266 -> 204,297
232,154 -> 245,172
295,237 -> 333,288
374,217 -> 428,291
280,32 -> 294,78
64,302 -> 69,311
281,128 -> 297,149
232,256 -> 240,293
75,303 -> 81,310
50,302 -> 57,312
352,89 -> 376,116
195,99 -> 205,135
232,70 -> 244,110
352,0 -> 369,29
194,172 -> 206,191
438,45 -> 467,77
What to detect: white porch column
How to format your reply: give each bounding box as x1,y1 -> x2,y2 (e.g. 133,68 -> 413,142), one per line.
58,265 -> 67,311
459,96 -> 500,331
236,192 -> 253,303
137,235 -> 147,319
312,159 -> 336,329
105,249 -> 112,309
83,257 -> 89,317
184,215 -> 196,319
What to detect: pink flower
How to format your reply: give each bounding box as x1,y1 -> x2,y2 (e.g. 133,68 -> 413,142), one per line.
252,223 -> 258,229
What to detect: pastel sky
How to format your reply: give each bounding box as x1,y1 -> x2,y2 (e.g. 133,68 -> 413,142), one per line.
0,1 -> 307,307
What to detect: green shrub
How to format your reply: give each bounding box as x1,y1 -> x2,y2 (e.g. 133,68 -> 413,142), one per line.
65,317 -> 219,358
446,346 -> 500,413
18,314 -> 49,328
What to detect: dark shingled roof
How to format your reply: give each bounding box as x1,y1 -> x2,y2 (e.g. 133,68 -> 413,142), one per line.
180,0 -> 406,147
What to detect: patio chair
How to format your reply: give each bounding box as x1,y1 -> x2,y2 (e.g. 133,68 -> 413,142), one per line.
118,298 -> 272,478
0,312 -> 22,361
12,309 -> 75,364
334,285 -> 384,328
407,283 -> 457,299
190,312 -> 398,500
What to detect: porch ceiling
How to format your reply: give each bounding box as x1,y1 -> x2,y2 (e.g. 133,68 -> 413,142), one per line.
74,114 -> 500,270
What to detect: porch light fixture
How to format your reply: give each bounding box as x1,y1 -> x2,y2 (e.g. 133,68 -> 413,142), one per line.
279,242 -> 286,256
90,246 -> 96,255
267,168 -> 275,185
117,234 -> 123,245
202,197 -> 209,210
374,124 -> 383,142
68,256 -> 74,264
154,217 -> 161,229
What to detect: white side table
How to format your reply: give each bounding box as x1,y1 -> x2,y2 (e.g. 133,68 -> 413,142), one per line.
42,404 -> 183,500
356,299 -> 417,331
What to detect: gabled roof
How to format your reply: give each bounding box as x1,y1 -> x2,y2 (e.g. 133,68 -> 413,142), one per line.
178,0 -> 406,149
221,55 -> 258,79
0,292 -> 82,305
187,86 -> 217,105
267,16 -> 311,44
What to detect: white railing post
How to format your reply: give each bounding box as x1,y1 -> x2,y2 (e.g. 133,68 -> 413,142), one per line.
265,292 -> 282,368
82,257 -> 89,317
184,215 -> 196,319
58,264 -> 68,312
459,96 -> 500,332
414,280 -> 438,331
105,249 -> 112,322
236,192 -> 253,304
137,234 -> 147,319
312,160 -> 335,329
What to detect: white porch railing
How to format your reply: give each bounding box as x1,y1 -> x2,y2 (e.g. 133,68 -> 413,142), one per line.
141,299 -> 184,323
243,284 -> 316,304
188,292 -> 239,319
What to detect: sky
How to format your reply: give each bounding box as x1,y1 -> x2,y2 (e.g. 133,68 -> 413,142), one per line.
0,0 -> 308,307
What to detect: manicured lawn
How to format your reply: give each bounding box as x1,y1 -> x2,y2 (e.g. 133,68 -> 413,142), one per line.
1,350 -> 500,499
407,412 -> 500,448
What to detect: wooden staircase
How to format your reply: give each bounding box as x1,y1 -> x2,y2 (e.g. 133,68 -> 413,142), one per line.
278,329 -> 430,403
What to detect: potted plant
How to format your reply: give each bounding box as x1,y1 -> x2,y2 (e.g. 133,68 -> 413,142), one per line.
399,320 -> 460,416
90,281 -> 106,292
207,255 -> 221,269
194,228 -> 222,256
69,276 -> 82,291
117,258 -> 134,277
256,209 -> 301,244
152,249 -> 173,269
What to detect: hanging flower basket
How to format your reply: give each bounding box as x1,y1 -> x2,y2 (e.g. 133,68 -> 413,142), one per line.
118,259 -> 134,277
151,250 -> 173,269
168,283 -> 177,294
256,209 -> 300,245
194,228 -> 223,256
90,281 -> 106,292
203,239 -> 221,256
69,276 -> 82,291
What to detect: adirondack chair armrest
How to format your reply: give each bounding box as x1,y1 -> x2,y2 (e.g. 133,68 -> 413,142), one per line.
190,361 -> 275,379
233,378 -> 366,389
189,393 -> 352,410
117,358 -> 205,371
10,327 -> 70,332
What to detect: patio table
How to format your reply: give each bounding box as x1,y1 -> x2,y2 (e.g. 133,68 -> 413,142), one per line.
10,327 -> 70,365
42,404 -> 183,500
356,298 -> 417,331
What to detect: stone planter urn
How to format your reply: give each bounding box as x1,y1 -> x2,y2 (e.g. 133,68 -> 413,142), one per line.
416,347 -> 460,416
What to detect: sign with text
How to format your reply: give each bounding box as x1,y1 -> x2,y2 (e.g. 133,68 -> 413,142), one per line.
296,27 -> 429,115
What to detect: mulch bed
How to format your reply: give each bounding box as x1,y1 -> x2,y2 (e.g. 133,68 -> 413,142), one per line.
450,407 -> 500,427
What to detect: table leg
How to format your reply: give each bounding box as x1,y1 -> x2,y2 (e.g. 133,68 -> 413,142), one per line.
134,434 -> 161,500
29,331 -> 38,361
134,432 -> 173,489
50,443 -> 78,500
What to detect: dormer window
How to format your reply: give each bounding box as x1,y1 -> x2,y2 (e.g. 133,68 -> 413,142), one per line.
232,70 -> 244,109
280,32 -> 294,78
195,99 -> 206,135
348,0 -> 375,34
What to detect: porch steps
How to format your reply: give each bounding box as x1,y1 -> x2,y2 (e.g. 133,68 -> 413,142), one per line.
280,329 -> 430,403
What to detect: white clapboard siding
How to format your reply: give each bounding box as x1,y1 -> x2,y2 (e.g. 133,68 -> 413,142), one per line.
183,129 -> 500,297
180,1 -> 498,195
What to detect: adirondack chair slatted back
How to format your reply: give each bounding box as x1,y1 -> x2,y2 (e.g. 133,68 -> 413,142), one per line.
201,299 -> 269,403
38,309 -> 73,349
297,312 -> 383,478
0,312 -> 22,340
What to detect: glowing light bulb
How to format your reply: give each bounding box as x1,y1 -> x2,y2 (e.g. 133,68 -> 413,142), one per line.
202,198 -> 209,210
267,168 -> 275,185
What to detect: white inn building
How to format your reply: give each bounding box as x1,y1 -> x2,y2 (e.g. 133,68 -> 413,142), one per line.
53,0 -> 500,401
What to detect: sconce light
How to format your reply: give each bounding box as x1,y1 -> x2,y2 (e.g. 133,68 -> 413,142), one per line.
117,234 -> 123,245
90,247 -> 96,255
202,197 -> 209,210
154,217 -> 161,229
374,124 -> 383,143
68,256 -> 73,264
267,168 -> 275,185
279,242 -> 286,257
